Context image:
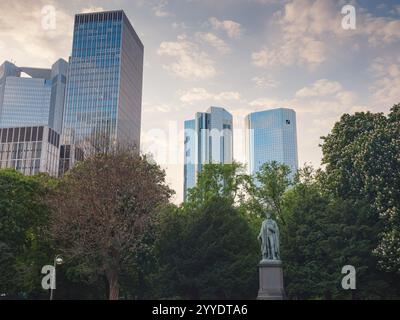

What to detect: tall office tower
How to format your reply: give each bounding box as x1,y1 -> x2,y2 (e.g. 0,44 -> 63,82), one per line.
49,59 -> 69,133
62,10 -> 144,158
245,108 -> 298,178
0,125 -> 60,176
0,59 -> 68,131
184,119 -> 196,201
184,106 -> 233,200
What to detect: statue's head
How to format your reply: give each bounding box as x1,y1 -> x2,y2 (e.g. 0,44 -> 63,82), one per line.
266,211 -> 272,219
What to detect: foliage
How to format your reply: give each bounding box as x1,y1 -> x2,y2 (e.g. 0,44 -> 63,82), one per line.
0,170 -> 54,299
47,150 -> 173,299
321,105 -> 400,273
154,198 -> 259,300
186,162 -> 249,206
280,167 -> 399,299
246,161 -> 292,222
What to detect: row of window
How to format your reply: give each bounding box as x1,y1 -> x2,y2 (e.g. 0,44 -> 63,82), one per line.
75,11 -> 123,25
0,142 -> 42,160
0,126 -> 44,143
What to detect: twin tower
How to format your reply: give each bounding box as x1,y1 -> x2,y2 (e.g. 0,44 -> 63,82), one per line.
184,107 -> 298,200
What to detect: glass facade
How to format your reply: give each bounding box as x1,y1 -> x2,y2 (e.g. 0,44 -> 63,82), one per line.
0,60 -> 68,132
183,106 -> 233,200
49,59 -> 68,133
62,10 -> 144,156
184,119 -> 196,200
245,108 -> 298,178
0,77 -> 51,128
0,125 -> 60,176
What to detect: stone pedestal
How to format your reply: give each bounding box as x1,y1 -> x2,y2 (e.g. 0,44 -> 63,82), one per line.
257,260 -> 285,300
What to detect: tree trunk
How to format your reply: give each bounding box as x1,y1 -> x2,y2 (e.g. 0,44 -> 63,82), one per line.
106,270 -> 119,300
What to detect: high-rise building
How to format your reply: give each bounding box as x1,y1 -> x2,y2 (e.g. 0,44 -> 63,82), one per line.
245,108 -> 298,177
62,10 -> 144,158
184,119 -> 196,200
0,59 -> 68,132
49,60 -> 69,133
184,106 -> 233,200
0,125 -> 60,176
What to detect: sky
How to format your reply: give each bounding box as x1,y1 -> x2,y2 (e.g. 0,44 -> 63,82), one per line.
1,0 -> 400,203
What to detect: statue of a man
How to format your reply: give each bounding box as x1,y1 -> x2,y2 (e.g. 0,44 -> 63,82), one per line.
258,211 -> 280,261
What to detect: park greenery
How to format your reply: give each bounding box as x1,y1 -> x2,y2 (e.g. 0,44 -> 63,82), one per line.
0,104 -> 399,299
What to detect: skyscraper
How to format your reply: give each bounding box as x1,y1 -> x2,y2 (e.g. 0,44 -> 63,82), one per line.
62,10 -> 144,157
0,59 -> 68,131
49,59 -> 69,134
245,108 -> 298,177
184,106 -> 233,200
184,119 -> 196,200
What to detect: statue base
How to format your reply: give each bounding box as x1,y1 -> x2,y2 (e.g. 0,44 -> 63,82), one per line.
257,260 -> 285,300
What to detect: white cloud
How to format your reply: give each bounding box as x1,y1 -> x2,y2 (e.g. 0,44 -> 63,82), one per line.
252,0 -> 400,69
143,103 -> 173,113
252,36 -> 326,68
196,32 -> 231,54
209,17 -> 243,39
158,35 -> 217,80
0,0 -> 73,67
362,14 -> 400,45
179,87 -> 241,103
251,0 -> 340,69
369,57 -> 400,107
172,22 -> 188,29
252,76 -> 280,88
153,0 -> 172,17
250,78 -> 363,117
295,79 -> 342,97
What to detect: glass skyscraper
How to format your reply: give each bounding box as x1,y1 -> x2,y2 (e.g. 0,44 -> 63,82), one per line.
184,106 -> 233,200
0,59 -> 67,132
184,119 -> 196,200
245,108 -> 298,177
62,10 -> 144,156
49,60 -> 69,134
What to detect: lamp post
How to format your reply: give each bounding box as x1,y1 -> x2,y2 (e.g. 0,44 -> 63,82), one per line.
50,255 -> 63,300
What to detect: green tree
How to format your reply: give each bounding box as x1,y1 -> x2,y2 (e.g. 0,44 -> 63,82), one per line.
247,161 -> 292,222
48,150 -> 173,300
280,168 -> 336,299
186,162 -> 248,206
281,167 -> 399,299
0,170 -> 54,299
153,164 -> 259,299
154,198 -> 259,300
321,105 -> 400,274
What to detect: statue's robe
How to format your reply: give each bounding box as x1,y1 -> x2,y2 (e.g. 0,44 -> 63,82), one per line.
259,219 -> 280,260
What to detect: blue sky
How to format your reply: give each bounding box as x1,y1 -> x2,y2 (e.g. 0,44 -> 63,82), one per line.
1,0 -> 399,202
